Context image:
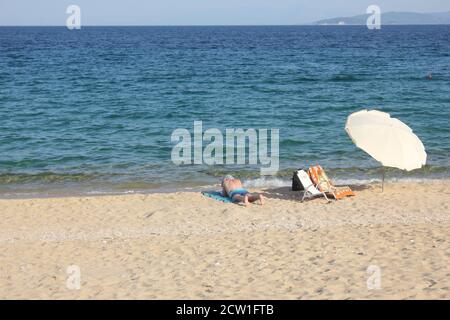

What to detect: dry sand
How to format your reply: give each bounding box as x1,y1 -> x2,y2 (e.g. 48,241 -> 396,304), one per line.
0,181 -> 449,299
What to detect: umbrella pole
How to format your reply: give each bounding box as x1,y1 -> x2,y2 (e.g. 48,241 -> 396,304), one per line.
381,167 -> 385,192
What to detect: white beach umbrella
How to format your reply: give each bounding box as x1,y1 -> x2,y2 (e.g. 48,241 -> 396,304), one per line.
345,109 -> 426,191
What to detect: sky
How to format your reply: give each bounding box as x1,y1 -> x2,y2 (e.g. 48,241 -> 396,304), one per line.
1,0 -> 450,26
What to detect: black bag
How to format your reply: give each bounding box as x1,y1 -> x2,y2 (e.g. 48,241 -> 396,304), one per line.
292,170 -> 304,191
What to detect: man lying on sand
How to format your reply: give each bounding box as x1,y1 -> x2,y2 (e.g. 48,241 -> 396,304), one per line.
221,175 -> 265,206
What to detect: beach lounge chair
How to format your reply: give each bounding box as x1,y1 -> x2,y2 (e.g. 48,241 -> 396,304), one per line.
295,170 -> 330,202
307,165 -> 355,200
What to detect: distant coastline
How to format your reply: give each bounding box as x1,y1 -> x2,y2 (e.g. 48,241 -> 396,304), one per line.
313,11 -> 450,25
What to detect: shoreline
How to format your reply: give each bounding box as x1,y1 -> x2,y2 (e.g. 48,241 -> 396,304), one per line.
0,177 -> 448,200
1,180 -> 449,299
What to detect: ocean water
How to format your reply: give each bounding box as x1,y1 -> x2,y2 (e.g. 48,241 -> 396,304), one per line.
0,26 -> 449,196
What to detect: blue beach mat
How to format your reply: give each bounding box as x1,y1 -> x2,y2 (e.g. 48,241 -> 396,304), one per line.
201,191 -> 234,203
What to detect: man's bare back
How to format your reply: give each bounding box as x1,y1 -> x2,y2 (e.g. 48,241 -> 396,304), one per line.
221,175 -> 264,206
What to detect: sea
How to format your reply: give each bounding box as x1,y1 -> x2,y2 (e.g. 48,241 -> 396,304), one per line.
0,25 -> 449,196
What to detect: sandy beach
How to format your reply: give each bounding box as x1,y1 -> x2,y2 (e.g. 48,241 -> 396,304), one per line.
0,180 -> 449,299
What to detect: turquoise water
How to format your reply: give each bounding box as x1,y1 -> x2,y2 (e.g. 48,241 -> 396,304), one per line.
0,26 -> 449,196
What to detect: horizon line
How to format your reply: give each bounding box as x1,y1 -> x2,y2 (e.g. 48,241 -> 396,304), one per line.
2,23 -> 450,27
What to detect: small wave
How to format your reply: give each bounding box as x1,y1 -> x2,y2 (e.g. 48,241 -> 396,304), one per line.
0,172 -> 102,184
241,176 -> 379,189
243,176 -> 290,189
292,76 -> 318,83
328,74 -> 360,82
280,139 -> 309,147
243,175 -> 447,190
333,178 -> 381,185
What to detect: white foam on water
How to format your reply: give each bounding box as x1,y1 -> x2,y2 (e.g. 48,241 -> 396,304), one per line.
386,177 -> 448,183
333,178 -> 380,185
321,177 -> 448,186
243,177 -> 290,189
242,176 -> 448,190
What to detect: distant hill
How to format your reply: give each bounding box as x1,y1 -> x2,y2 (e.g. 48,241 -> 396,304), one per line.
313,11 -> 450,25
